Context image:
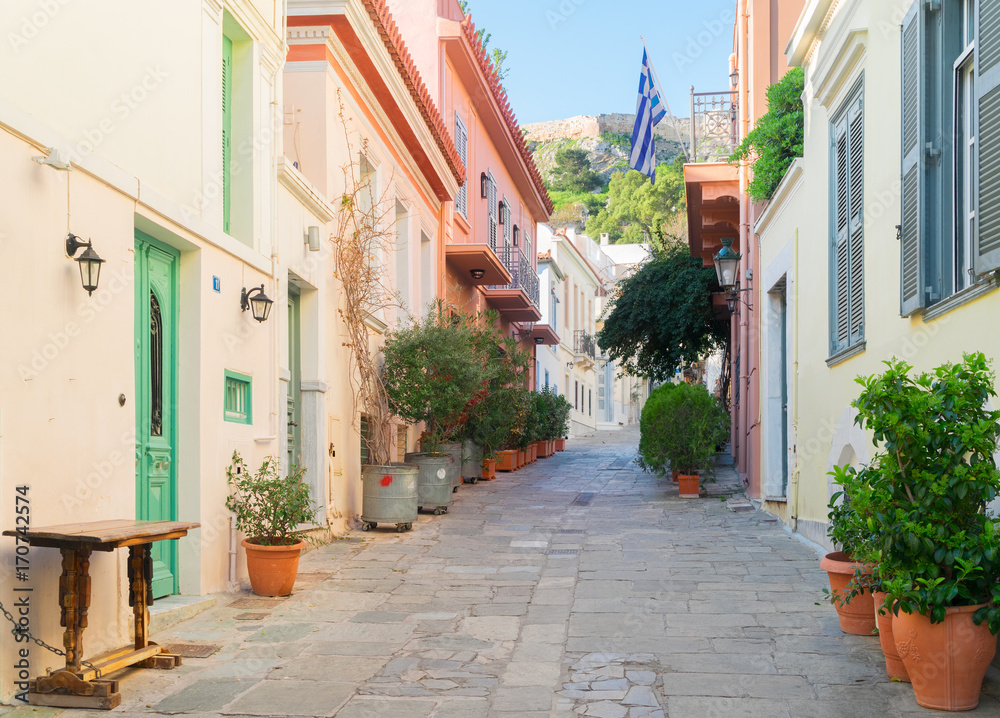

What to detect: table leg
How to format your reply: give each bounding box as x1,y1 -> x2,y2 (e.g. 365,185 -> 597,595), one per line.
127,545 -> 152,649
57,548 -> 80,672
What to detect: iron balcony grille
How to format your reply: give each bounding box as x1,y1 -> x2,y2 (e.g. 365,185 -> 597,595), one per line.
574,330 -> 596,359
487,243 -> 540,309
689,88 -> 739,163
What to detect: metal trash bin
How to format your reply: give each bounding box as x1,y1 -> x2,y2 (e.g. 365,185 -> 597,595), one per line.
405,453 -> 454,515
361,463 -> 418,532
461,439 -> 483,484
439,442 -> 463,492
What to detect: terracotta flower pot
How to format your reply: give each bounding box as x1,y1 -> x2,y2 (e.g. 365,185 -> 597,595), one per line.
534,440 -> 547,459
893,604 -> 996,710
496,450 -> 516,472
671,469 -> 680,484
678,473 -> 700,498
242,538 -> 304,597
481,459 -> 496,480
873,591 -> 909,682
529,444 -> 537,462
819,552 -> 876,635
555,438 -> 566,451
517,449 -> 525,468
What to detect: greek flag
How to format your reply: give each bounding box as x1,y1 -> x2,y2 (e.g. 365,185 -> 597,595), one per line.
630,49 -> 666,183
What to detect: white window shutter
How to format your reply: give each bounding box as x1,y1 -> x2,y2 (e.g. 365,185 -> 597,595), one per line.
900,1 -> 925,315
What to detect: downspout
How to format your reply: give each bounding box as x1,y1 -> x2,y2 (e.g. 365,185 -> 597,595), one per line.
738,0 -> 751,487
790,228 -> 800,531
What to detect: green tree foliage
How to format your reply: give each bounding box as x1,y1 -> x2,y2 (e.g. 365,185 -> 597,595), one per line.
584,156 -> 686,244
638,383 -> 729,475
549,147 -> 603,194
728,67 -> 804,202
225,453 -> 316,546
597,241 -> 726,382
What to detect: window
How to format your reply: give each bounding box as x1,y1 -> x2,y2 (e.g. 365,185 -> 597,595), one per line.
454,113 -> 468,219
575,380 -> 579,410
222,34 -> 232,235
544,370 -> 549,389
829,78 -> 864,357
524,229 -> 531,260
221,15 -> 252,245
224,371 -> 252,424
487,172 -> 498,251
900,0 -> 1000,312
501,198 -> 511,247
588,389 -> 592,417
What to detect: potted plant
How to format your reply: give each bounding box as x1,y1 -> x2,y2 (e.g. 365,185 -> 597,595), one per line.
848,354 -> 1000,710
637,382 -> 728,498
226,452 -> 316,597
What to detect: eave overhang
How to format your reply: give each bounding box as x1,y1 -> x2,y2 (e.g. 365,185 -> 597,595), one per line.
529,324 -> 559,346
683,162 -> 741,268
482,288 -> 542,322
445,243 -> 512,286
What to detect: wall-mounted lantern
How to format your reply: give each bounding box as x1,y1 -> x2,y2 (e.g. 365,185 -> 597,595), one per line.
240,284 -> 273,323
713,237 -> 741,290
65,234 -> 105,296
480,172 -> 489,199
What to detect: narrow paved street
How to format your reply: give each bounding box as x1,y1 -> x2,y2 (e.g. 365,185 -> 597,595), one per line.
11,429 -> 1000,717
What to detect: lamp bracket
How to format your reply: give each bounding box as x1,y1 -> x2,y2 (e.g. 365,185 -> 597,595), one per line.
66,233 -> 91,257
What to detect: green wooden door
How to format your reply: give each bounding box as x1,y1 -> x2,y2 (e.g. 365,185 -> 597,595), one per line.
287,289 -> 301,470
135,233 -> 179,598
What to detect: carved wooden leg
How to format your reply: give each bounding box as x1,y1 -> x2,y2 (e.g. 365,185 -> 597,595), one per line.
127,545 -> 151,650
75,548 -> 91,666
58,548 -> 80,672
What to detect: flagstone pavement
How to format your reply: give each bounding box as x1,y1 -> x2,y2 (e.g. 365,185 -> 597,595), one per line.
6,427 -> 1000,718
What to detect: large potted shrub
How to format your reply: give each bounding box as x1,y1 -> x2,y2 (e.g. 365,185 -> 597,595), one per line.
847,354 -> 1000,710
226,452 -> 316,597
638,382 -> 728,498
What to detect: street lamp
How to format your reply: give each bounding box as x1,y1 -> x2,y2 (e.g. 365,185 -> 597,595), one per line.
713,237 -> 741,290
65,234 -> 105,296
241,284 -> 274,323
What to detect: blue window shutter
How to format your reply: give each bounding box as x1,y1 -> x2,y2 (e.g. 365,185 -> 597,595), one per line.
900,2 -> 924,315
847,96 -> 864,343
976,0 -> 1000,273
831,115 -> 850,354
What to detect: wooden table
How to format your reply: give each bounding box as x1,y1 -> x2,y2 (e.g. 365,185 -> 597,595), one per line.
2,519 -> 200,709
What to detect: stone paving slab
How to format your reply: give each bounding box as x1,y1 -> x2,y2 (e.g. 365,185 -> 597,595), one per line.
5,427 -> 1000,717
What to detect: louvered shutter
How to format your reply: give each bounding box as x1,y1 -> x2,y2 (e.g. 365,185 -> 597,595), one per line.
222,35 -> 233,235
976,0 -> 1000,273
832,115 -> 851,354
899,2 -> 924,315
847,97 -> 864,344
487,173 -> 497,252
454,113 -> 468,219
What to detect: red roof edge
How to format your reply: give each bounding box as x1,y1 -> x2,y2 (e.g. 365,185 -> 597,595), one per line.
460,16 -> 554,216
363,0 -> 465,188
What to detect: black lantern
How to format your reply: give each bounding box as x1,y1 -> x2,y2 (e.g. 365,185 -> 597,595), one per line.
513,225 -> 520,246
480,172 -> 489,199
498,201 -> 505,225
65,234 -> 105,296
726,292 -> 738,313
729,69 -> 739,88
241,284 -> 273,323
713,236 -> 741,290
470,269 -> 485,280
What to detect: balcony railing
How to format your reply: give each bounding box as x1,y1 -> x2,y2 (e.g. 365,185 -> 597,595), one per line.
487,243 -> 540,309
574,330 -> 596,359
689,88 -> 738,163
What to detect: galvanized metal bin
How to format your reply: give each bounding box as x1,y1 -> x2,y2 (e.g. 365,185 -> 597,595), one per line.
439,442 -> 463,491
361,463 -> 418,532
461,439 -> 483,484
404,453 -> 454,515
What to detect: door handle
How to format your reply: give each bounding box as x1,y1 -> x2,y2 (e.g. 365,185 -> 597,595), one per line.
155,457 -> 171,471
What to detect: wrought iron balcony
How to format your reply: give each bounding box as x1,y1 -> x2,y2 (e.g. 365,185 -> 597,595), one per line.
574,330 -> 596,360
487,243 -> 540,310
689,88 -> 738,163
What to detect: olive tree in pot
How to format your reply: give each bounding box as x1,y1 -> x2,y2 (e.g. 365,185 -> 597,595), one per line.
226,453 -> 316,597
847,354 -> 1000,710
383,303 -> 491,509
637,382 -> 728,498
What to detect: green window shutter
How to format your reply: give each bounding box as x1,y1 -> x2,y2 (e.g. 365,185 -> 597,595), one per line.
222,34 -> 233,235
847,97 -> 865,343
224,370 -> 252,424
900,2 -> 924,315
976,0 -> 1000,273
831,115 -> 850,355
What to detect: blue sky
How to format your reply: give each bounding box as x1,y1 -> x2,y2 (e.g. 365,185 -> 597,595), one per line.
466,0 -> 737,125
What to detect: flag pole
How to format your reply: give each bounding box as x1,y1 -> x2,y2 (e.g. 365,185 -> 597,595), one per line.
641,35 -> 690,162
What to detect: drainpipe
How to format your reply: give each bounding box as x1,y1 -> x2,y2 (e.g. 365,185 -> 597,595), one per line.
790,228 -> 801,531
737,0 -> 751,488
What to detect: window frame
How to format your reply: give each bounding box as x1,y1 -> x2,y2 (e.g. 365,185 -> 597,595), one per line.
953,37 -> 977,292
224,370 -> 252,424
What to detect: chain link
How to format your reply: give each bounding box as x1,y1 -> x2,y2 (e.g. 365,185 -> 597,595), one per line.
0,598 -> 101,677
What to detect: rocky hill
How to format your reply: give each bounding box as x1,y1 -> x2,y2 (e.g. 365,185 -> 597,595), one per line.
523,114 -> 689,184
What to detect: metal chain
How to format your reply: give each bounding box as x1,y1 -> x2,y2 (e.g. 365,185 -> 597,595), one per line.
0,598 -> 101,677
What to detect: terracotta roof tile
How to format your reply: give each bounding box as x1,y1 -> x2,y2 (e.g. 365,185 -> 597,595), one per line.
363,0 -> 465,188
461,16 -> 554,216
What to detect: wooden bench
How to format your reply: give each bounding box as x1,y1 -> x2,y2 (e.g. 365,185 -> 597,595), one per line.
3,519 -> 200,709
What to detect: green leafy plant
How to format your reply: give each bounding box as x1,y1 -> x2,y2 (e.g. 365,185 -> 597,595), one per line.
584,155 -> 686,244
225,452 -> 316,546
638,382 -> 728,474
728,67 -> 804,202
840,354 -> 1000,631
536,386 -> 571,440
598,241 -> 727,382
549,147 -> 603,194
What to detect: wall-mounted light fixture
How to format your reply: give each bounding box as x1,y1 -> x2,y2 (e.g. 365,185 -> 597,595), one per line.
33,147 -> 72,171
729,69 -> 739,88
470,269 -> 486,280
65,234 -> 105,296
480,172 -> 489,199
497,202 -> 505,225
306,225 -> 321,252
713,237 -> 740,290
240,284 -> 274,323
513,225 -> 520,246
534,336 -> 544,345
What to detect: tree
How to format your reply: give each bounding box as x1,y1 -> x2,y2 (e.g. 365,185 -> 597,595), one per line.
728,67 -> 804,202
458,0 -> 509,83
597,240 -> 726,382
549,147 -> 603,193
585,156 -> 686,243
